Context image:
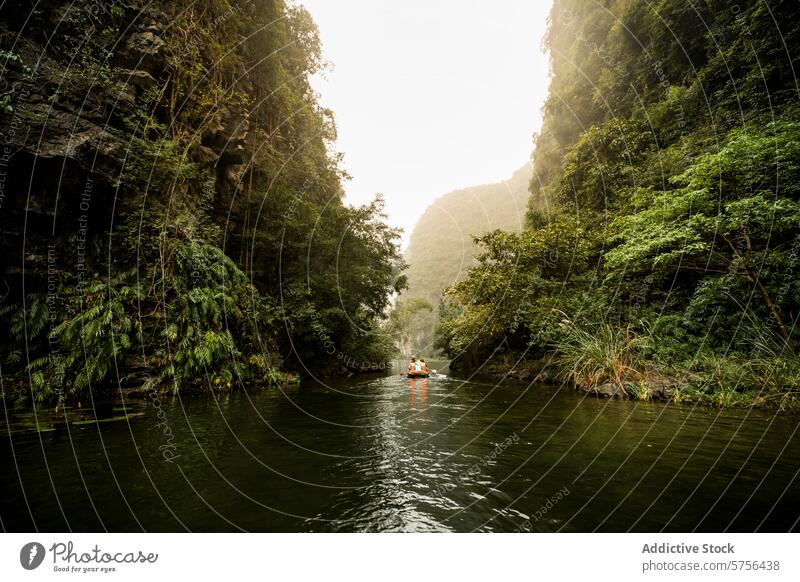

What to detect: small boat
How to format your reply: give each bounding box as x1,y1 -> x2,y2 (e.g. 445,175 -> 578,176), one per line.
407,371 -> 429,378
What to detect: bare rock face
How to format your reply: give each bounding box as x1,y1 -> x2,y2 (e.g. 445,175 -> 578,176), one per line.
204,106 -> 250,162
123,31 -> 167,74
644,378 -> 683,400
117,69 -> 158,92
595,383 -> 626,398
579,382 -> 628,399
577,378 -> 687,401
204,106 -> 251,220
0,7 -> 168,166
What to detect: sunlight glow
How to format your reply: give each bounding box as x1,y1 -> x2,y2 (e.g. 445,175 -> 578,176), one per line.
302,0 -> 553,244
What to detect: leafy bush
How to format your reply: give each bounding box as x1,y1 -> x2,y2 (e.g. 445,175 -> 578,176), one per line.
161,241 -> 279,392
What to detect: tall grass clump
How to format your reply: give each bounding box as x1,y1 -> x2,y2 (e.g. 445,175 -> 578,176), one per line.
738,312 -> 800,408
553,319 -> 651,393
682,311 -> 800,408
628,381 -> 653,401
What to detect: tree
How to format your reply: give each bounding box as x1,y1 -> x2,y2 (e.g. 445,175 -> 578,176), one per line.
606,122 -> 800,347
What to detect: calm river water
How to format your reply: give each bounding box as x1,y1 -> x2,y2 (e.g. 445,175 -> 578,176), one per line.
2,362 -> 798,532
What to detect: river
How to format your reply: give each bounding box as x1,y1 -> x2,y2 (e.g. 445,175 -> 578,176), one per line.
2,361 -> 798,532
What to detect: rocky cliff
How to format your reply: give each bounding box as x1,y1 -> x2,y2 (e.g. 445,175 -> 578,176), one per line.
1,1 -> 253,303
0,1 -> 404,401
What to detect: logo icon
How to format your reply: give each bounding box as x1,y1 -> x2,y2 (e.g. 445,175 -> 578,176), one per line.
20,542 -> 46,570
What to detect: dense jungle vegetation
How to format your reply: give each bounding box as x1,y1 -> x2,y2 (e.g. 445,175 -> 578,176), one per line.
0,0 -> 404,403
436,0 -> 800,408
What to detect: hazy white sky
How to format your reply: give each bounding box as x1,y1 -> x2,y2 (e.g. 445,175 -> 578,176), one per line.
301,0 -> 553,245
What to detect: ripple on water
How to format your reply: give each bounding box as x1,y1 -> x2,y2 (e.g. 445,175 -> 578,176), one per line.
1,373 -> 798,532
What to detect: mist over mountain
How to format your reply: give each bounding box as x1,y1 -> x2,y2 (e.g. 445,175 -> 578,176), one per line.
404,162 -> 533,303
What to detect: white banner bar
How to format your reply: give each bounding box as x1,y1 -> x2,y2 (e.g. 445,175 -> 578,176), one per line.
1,533 -> 797,581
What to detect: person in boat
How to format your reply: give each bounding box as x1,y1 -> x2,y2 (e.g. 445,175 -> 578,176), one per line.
408,357 -> 428,377
409,358 -> 432,377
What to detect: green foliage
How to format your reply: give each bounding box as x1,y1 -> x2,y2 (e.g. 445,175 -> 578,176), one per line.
438,0 -> 800,408
629,382 -> 653,402
436,212 -> 598,360
401,165 -> 532,353
162,243 -> 241,391
0,294 -> 49,369
405,164 -> 532,303
0,48 -> 31,112
0,0 -> 406,402
386,297 -> 434,355
607,122 -> 800,345
554,119 -> 652,212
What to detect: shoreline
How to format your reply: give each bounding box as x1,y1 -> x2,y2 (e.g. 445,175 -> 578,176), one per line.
450,356 -> 800,413
0,363 -> 392,408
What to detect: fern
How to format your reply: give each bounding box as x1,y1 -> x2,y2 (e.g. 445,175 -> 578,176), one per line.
27,275 -> 144,401
0,293 -> 50,367
162,240 -> 269,392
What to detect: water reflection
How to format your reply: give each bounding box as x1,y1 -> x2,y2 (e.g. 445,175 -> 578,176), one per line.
408,377 -> 428,418
1,369 -> 798,532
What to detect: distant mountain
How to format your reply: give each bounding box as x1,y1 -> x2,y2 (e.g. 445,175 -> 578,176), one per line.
404,162 -> 532,303
397,163 -> 532,354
